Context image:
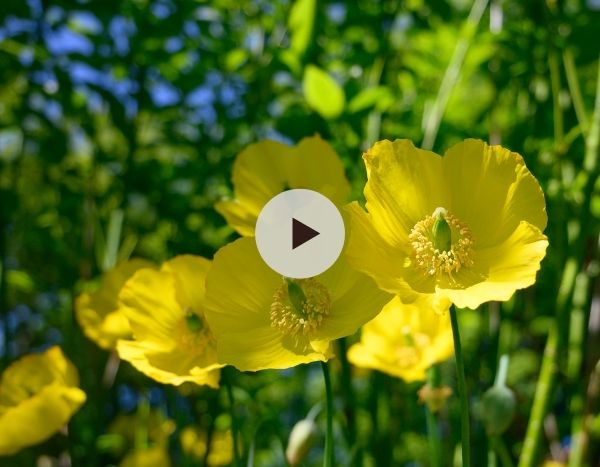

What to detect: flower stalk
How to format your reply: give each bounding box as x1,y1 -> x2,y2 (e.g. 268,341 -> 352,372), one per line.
321,361 -> 334,467
226,368 -> 242,467
449,305 -> 471,467
425,366 -> 443,467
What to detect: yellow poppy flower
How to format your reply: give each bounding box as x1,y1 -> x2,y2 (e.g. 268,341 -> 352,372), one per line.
107,409 -> 175,467
0,346 -> 86,455
180,425 -> 233,466
215,136 -> 351,236
346,139 -> 548,309
204,237 -> 392,371
348,295 -> 454,382
120,446 -> 171,467
75,259 -> 156,350
116,255 -> 223,387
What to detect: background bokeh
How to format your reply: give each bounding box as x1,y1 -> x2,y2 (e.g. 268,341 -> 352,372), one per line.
1,0 -> 599,465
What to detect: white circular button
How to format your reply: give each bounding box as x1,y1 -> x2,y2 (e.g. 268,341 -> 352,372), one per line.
255,189 -> 345,279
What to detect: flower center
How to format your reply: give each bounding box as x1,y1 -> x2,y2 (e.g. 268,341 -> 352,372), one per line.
395,325 -> 431,368
176,309 -> 214,352
409,207 -> 475,278
270,278 -> 331,337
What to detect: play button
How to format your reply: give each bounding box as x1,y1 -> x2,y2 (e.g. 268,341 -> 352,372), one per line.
255,189 -> 345,279
292,218 -> 319,249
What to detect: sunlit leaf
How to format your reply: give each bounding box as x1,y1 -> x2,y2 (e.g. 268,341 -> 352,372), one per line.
348,86 -> 395,113
302,65 -> 345,119
224,48 -> 248,71
288,0 -> 316,58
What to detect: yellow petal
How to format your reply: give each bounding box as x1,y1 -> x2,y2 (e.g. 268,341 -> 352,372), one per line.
161,255 -> 212,315
116,340 -> 220,387
119,269 -> 182,346
438,221 -> 549,309
120,446 -> 172,467
213,200 -> 257,237
216,137 -> 350,236
117,262 -> 223,387
204,238 -> 281,333
312,254 -> 392,341
75,259 -> 156,350
216,327 -> 328,372
363,139 -> 446,246
287,136 -> 351,205
348,296 -> 453,382
204,238 -> 329,371
345,202 -> 419,300
0,347 -> 86,455
443,139 -> 547,248
0,385 -> 86,455
215,140 -> 295,235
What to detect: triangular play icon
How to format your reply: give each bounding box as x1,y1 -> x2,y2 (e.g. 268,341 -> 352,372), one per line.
292,218 -> 320,249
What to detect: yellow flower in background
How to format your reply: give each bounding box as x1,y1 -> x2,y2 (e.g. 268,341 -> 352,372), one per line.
346,139 -> 548,309
216,136 -> 351,236
180,425 -> 233,466
106,409 -> 175,467
120,446 -> 171,467
75,259 -> 156,350
117,255 -> 223,387
348,295 -> 454,382
204,237 -> 391,371
0,346 -> 86,455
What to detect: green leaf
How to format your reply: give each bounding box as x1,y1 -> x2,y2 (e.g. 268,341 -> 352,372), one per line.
225,48 -> 248,71
7,270 -> 35,293
302,65 -> 345,119
348,86 -> 394,113
288,0 -> 316,58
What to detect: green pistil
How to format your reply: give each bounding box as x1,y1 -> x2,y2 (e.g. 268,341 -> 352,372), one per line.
185,312 -> 204,333
402,328 -> 416,347
432,207 -> 452,252
285,278 -> 307,317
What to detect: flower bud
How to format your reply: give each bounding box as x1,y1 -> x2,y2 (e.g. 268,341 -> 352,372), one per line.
285,419 -> 318,466
480,385 -> 516,436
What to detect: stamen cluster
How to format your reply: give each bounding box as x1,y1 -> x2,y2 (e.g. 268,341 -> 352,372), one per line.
409,209 -> 474,278
176,309 -> 214,352
395,325 -> 432,368
270,278 -> 331,337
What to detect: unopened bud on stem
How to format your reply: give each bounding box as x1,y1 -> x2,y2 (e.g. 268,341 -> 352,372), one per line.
286,418 -> 318,466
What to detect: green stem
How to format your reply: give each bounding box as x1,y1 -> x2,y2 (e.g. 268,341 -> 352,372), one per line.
492,436 -> 515,467
518,326 -> 558,467
488,447 -> 497,467
426,406 -> 442,467
338,338 -> 360,463
421,0 -> 489,150
567,272 -> 591,467
554,56 -> 600,467
134,394 -> 150,450
563,49 -> 589,135
583,57 -> 600,175
495,354 -> 510,388
0,218 -> 8,367
426,366 -> 442,467
449,305 -> 471,467
226,369 -> 242,467
321,361 -> 334,467
549,51 -> 564,151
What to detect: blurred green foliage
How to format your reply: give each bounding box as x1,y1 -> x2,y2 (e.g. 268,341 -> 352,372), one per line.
0,0 -> 599,466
